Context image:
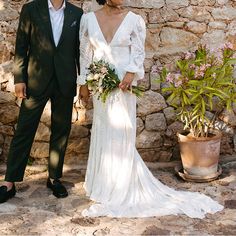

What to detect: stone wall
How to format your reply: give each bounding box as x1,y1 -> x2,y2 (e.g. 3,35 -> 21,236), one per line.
0,0 -> 236,165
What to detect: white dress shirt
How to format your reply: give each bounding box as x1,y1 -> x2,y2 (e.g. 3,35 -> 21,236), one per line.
48,0 -> 66,46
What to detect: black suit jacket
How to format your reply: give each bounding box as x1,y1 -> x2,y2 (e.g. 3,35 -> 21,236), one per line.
13,0 -> 83,97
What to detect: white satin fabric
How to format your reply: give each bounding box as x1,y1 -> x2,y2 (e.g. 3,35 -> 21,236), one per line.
79,11 -> 223,218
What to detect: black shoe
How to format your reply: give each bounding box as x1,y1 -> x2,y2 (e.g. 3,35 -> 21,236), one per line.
47,178 -> 68,198
0,184 -> 16,203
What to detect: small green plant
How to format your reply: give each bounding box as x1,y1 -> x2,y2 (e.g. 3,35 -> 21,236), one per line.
27,156 -> 34,166
158,43 -> 236,138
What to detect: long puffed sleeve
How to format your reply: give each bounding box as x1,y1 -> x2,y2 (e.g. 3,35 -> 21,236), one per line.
125,15 -> 146,81
77,14 -> 93,85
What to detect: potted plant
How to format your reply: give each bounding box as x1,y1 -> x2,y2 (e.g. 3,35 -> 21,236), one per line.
159,43 -> 236,179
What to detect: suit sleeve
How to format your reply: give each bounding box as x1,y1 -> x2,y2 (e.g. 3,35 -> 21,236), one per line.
13,4 -> 31,84
76,9 -> 83,76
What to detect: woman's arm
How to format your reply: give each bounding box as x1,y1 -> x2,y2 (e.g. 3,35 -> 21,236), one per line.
120,14 -> 146,91
78,14 -> 93,102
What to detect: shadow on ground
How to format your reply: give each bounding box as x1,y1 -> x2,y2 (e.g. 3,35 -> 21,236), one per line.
0,155 -> 235,235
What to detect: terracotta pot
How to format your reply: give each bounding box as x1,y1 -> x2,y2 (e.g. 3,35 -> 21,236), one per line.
177,131 -> 222,177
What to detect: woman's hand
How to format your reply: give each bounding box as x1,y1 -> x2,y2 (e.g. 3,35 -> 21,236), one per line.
79,85 -> 90,103
119,72 -> 135,91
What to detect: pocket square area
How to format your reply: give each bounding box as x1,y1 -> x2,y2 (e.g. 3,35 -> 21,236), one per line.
71,21 -> 77,27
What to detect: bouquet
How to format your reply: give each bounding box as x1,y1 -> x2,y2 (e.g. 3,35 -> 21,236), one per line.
86,60 -> 144,103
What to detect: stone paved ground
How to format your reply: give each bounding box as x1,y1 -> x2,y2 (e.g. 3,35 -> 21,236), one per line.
0,155 -> 236,236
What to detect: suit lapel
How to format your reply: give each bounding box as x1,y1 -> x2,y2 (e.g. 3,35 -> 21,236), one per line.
57,2 -> 73,47
37,0 -> 56,48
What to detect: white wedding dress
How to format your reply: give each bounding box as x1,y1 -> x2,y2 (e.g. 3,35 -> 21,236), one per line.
78,11 -> 223,218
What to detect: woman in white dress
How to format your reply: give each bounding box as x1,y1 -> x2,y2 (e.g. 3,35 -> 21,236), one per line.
78,0 -> 223,218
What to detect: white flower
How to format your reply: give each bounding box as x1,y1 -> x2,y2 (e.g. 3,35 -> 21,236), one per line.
87,74 -> 94,81
94,73 -> 100,81
98,87 -> 103,93
166,73 -> 174,83
101,67 -> 108,74
98,79 -> 103,87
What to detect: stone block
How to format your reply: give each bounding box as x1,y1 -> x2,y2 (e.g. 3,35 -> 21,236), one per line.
166,0 -> 189,9
177,6 -> 212,22
30,142 -> 49,158
146,28 -> 161,53
138,149 -> 161,162
201,30 -> 226,49
150,72 -> 161,91
137,73 -> 150,91
163,107 -> 177,125
0,123 -> 14,136
0,91 -> 16,104
166,121 -> 184,137
125,0 -> 165,9
40,101 -> 51,125
209,21 -> 227,30
145,113 -> 167,131
2,135 -> 12,159
137,91 -> 167,117
77,108 -> 93,125
0,104 -> 19,124
160,27 -> 199,50
70,123 -> 89,139
191,0 -> 216,6
158,150 -> 172,161
212,7 -> 236,21
35,122 -> 50,142
136,117 -> 144,135
0,133 -> 4,145
220,110 -> 236,127
136,130 -> 163,148
66,138 -> 90,155
186,21 -> 207,34
217,0 -> 228,4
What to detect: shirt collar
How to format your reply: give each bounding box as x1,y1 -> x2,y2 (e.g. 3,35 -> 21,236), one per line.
48,0 -> 66,10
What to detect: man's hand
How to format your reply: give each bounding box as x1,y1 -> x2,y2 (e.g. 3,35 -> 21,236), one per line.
119,72 -> 135,91
79,85 -> 90,103
15,83 -> 27,98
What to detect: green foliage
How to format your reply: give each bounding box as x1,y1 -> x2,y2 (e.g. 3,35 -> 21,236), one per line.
160,43 -> 236,138
27,156 -> 34,166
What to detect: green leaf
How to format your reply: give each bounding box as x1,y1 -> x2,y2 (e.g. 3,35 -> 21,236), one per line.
225,58 -> 236,65
201,98 -> 206,119
166,91 -> 178,104
182,92 -> 190,105
162,87 -> 175,92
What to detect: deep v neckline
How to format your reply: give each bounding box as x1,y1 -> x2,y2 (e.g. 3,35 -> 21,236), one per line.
92,11 -> 130,45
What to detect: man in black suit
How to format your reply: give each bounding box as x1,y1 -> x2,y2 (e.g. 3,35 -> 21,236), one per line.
0,0 -> 84,203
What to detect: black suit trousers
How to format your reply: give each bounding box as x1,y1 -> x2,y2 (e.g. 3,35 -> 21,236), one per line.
5,76 -> 74,182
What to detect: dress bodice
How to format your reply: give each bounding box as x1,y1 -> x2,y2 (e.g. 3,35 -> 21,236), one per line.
78,11 -> 146,84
